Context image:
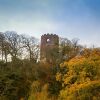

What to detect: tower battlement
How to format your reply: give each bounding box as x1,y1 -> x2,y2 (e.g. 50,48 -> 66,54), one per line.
41,33 -> 58,37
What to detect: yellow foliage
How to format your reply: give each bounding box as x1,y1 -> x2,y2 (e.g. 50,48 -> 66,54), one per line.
56,72 -> 62,82
28,83 -> 56,100
57,48 -> 100,100
59,80 -> 100,100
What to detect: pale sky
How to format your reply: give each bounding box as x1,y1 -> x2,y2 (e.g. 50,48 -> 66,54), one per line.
0,0 -> 100,47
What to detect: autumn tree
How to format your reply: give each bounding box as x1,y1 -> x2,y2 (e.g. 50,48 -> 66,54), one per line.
56,48 -> 100,100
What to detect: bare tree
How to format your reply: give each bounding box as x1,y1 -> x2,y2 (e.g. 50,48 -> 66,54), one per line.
4,31 -> 22,60
59,37 -> 82,61
0,32 -> 5,61
21,34 -> 39,62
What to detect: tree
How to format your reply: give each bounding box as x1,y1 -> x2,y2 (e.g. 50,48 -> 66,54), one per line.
0,32 -> 5,61
4,31 -> 22,61
59,37 -> 82,61
20,34 -> 39,62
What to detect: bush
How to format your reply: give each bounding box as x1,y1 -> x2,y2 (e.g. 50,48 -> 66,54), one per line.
0,70 -> 30,100
57,49 -> 100,100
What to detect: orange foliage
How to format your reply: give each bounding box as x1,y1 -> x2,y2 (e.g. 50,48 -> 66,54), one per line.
57,48 -> 100,100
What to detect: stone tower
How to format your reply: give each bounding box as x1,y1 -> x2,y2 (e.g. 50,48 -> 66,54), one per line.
40,34 -> 59,63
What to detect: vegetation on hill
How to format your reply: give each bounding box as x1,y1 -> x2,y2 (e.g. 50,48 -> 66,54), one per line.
56,48 -> 100,100
0,31 -> 100,100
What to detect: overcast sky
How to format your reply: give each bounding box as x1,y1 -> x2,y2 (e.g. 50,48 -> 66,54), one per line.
0,0 -> 100,47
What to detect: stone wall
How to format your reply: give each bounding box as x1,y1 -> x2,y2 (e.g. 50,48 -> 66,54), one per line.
40,34 -> 59,63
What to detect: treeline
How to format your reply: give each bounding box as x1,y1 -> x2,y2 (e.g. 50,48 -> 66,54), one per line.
0,31 -> 100,100
0,31 -> 83,63
0,31 -> 39,63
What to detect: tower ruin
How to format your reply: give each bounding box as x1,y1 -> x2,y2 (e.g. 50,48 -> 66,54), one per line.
40,34 -> 59,63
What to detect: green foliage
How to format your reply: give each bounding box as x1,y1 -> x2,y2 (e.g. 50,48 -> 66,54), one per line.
0,60 -> 7,68
0,69 -> 30,100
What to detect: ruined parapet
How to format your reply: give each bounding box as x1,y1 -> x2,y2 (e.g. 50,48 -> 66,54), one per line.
40,33 -> 59,63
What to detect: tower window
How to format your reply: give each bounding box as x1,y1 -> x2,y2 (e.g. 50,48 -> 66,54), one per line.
47,38 -> 50,42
